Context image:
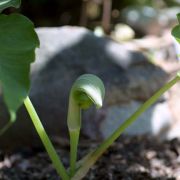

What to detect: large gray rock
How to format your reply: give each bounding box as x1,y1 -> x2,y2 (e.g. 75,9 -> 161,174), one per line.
100,100 -> 173,139
0,26 -> 168,148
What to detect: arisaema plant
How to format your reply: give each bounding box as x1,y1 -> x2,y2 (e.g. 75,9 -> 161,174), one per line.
0,1 -> 180,180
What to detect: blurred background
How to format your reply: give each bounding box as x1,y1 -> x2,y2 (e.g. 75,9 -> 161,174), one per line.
2,0 -> 180,142
5,0 -> 180,34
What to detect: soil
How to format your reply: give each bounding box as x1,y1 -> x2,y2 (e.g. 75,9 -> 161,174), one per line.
0,135 -> 180,180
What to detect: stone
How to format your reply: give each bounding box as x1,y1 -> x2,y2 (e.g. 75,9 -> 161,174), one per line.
100,100 -> 173,139
0,26 -> 168,148
166,83 -> 180,139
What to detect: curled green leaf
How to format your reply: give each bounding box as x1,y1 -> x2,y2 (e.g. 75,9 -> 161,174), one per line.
67,74 -> 105,130
67,74 -> 105,177
72,74 -> 105,109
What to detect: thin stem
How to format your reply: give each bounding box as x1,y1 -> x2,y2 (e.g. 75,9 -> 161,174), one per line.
0,121 -> 13,136
24,97 -> 69,180
72,75 -> 180,180
69,130 -> 80,177
67,94 -> 81,177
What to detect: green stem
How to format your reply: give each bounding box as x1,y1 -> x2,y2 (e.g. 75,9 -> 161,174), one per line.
69,129 -> 80,177
24,97 -> 69,180
67,94 -> 81,177
72,75 -> 180,180
0,121 -> 13,136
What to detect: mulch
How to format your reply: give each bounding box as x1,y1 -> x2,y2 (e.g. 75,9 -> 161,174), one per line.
0,135 -> 180,180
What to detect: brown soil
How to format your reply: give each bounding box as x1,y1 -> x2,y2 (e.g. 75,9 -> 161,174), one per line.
0,135 -> 179,180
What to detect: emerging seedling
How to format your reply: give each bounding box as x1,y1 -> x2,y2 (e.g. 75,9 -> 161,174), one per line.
67,74 -> 105,177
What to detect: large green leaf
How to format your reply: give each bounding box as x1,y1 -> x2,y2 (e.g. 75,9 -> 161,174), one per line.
172,13 -> 180,43
0,0 -> 21,12
0,13 -> 39,122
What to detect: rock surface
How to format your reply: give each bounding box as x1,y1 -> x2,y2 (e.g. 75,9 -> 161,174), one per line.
100,100 -> 173,139
0,26 -> 168,148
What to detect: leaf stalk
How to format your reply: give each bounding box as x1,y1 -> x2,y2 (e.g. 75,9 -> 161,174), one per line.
24,97 -> 69,180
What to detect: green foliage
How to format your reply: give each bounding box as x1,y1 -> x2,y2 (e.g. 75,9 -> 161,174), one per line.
177,13 -> 180,24
172,25 -> 180,43
68,74 -> 105,130
172,13 -> 180,43
0,0 -> 39,124
0,0 -> 21,12
73,74 -> 105,109
0,13 -> 39,121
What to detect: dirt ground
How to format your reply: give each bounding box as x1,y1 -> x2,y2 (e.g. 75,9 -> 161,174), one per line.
0,135 -> 179,180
